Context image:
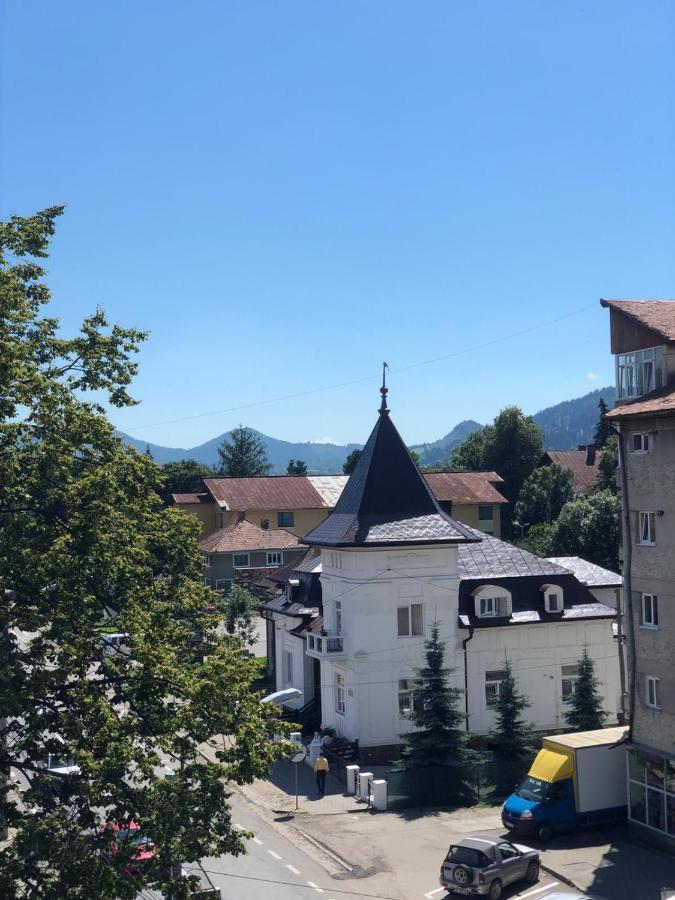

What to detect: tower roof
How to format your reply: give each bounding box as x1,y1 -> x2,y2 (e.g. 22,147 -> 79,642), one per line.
302,393 -> 481,548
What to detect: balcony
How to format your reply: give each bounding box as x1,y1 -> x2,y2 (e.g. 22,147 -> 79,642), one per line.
306,632 -> 346,659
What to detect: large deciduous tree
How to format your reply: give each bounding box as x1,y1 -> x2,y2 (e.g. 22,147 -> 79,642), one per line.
514,464 -> 574,528
159,459 -> 214,503
551,489 -> 620,571
217,426 -> 271,477
0,208 -> 284,899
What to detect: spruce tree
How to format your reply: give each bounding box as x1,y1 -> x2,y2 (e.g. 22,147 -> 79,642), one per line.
217,425 -> 271,476
491,658 -> 535,760
397,622 -> 465,769
286,458 -> 307,474
564,647 -> 607,731
593,398 -> 616,449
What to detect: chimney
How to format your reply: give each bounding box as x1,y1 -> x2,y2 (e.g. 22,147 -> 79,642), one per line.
586,445 -> 596,466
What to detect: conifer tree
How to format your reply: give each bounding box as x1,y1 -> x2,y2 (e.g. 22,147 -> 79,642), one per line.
593,397 -> 616,449
490,658 -> 535,760
286,458 -> 307,474
564,647 -> 607,731
397,622 -> 465,769
217,425 -> 271,476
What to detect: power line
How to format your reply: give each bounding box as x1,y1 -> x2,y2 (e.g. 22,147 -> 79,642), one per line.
120,302 -> 595,434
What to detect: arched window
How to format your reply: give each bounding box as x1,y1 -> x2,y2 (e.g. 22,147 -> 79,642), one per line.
471,585 -> 512,619
541,584 -> 564,613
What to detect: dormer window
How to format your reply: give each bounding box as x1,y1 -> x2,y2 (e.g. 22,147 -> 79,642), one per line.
472,586 -> 512,619
541,584 -> 564,613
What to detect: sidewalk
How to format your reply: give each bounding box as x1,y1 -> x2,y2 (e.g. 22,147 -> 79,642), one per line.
241,758 -> 365,816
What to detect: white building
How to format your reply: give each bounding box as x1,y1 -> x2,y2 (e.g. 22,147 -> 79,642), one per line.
265,387 -> 621,753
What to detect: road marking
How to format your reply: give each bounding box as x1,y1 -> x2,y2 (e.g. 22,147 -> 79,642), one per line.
233,823 -> 244,830
424,890 -> 445,899
307,881 -> 324,893
267,850 -> 282,860
286,864 -> 301,874
252,837 -> 263,845
517,884 -> 559,898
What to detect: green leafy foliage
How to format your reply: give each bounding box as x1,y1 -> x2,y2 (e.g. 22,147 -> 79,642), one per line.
158,459 -> 214,503
596,434 -> 618,493
514,464 -> 574,528
215,585 -> 261,646
0,208 -> 286,899
342,448 -> 362,475
286,458 -> 307,475
396,623 -> 466,770
551,489 -> 620,571
216,426 -> 271,477
516,522 -> 556,557
564,648 -> 607,731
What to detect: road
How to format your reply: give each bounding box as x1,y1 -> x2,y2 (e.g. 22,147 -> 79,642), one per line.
185,794 -> 563,900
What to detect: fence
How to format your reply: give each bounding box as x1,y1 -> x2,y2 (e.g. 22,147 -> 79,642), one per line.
385,752 -> 533,810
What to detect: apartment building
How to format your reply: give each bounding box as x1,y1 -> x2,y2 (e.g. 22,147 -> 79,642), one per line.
601,298 -> 675,846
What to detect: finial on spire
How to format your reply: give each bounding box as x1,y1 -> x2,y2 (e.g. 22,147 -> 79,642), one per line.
379,361 -> 389,414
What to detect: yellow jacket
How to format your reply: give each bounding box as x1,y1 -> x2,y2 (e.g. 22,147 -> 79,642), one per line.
314,756 -> 330,773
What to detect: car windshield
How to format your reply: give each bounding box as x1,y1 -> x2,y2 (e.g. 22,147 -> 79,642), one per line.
446,845 -> 489,867
115,828 -> 150,846
517,775 -> 549,801
48,755 -> 76,770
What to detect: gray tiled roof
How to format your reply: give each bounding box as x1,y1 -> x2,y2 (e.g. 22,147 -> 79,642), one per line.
458,527 -> 571,579
546,556 -> 621,587
459,600 -> 615,628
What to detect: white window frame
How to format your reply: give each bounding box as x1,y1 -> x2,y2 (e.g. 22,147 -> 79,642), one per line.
561,663 -> 579,701
646,676 -> 661,710
398,678 -> 419,718
266,551 -> 283,566
616,347 -> 662,400
485,669 -> 508,708
203,577 -> 212,587
397,603 -> 424,637
232,552 -> 250,568
335,671 -> 345,715
638,512 -> 656,546
543,585 -> 564,613
215,579 -> 232,593
277,511 -> 295,528
631,432 -> 650,454
473,586 -> 512,619
641,593 -> 659,629
283,650 -> 293,686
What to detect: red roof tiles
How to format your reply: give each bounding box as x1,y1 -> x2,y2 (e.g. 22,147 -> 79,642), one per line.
540,450 -> 601,491
199,519 -> 301,553
423,472 -> 507,505
600,299 -> 675,342
606,384 -> 675,420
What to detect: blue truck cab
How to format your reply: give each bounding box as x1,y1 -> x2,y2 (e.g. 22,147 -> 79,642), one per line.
502,726 -> 628,843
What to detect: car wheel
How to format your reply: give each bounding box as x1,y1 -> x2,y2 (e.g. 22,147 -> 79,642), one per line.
535,822 -> 553,843
452,864 -> 472,887
526,860 -> 540,884
488,878 -> 503,900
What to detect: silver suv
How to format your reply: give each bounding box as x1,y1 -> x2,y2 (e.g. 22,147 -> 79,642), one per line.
439,834 -> 540,899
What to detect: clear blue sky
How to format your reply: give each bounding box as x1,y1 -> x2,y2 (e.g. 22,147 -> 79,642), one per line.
2,1 -> 674,448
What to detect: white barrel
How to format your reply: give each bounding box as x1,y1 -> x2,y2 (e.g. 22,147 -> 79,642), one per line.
371,779 -> 387,811
346,765 -> 360,794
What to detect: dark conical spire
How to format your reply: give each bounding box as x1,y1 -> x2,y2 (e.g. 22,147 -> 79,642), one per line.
302,386 -> 480,548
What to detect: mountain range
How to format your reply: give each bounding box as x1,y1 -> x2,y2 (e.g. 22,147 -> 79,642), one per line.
119,386 -> 616,474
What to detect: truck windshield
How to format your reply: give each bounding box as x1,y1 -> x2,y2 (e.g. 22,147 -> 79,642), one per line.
517,775 -> 549,802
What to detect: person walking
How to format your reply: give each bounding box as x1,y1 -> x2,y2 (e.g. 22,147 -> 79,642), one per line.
314,751 -> 329,798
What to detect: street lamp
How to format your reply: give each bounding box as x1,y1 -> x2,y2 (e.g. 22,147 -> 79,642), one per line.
512,521 -> 530,540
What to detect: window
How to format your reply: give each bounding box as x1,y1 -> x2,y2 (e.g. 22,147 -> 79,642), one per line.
485,669 -> 508,707
283,650 -> 293,686
646,676 -> 661,709
397,603 -> 424,637
642,594 -> 659,628
543,587 -> 563,613
201,552 -> 209,566
478,596 -> 509,618
277,511 -> 295,528
334,600 -> 342,636
203,577 -> 211,587
478,505 -> 493,521
398,678 -> 419,717
631,432 -> 650,453
639,512 -> 656,546
215,579 -> 232,593
233,553 -> 250,568
617,347 -> 663,400
561,664 -> 579,701
267,551 -> 282,566
335,671 -> 345,715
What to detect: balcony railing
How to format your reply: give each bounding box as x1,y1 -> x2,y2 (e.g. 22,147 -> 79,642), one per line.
307,633 -> 345,656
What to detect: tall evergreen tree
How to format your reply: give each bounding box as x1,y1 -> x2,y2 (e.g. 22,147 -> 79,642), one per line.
217,426 -> 271,476
397,622 -> 466,769
593,397 -> 617,448
343,448 -> 362,474
286,458 -> 307,475
564,648 -> 607,731
490,659 -> 535,760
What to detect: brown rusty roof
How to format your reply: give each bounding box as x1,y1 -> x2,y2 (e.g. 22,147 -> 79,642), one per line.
423,472 -> 507,504
600,299 -> 675,342
199,519 -> 301,553
540,450 -> 601,491
203,476 -> 331,510
171,492 -> 209,504
606,383 -> 675,420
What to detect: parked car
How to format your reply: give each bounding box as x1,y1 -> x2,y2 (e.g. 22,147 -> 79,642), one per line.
100,820 -> 156,875
439,834 -> 539,898
100,632 -> 129,657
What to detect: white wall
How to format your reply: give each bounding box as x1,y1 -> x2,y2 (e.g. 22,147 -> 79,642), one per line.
273,612 -> 307,710
465,619 -> 621,734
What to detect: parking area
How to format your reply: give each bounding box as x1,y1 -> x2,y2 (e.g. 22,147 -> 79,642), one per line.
424,871 -> 563,899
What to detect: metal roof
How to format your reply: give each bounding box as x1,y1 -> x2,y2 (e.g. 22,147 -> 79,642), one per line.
458,527 -> 571,579
423,472 -> 507,505
546,556 -> 621,588
203,476 -> 335,510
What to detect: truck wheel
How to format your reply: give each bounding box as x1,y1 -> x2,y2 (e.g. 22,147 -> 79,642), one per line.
526,860 -> 540,884
535,822 -> 553,843
489,879 -> 503,900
